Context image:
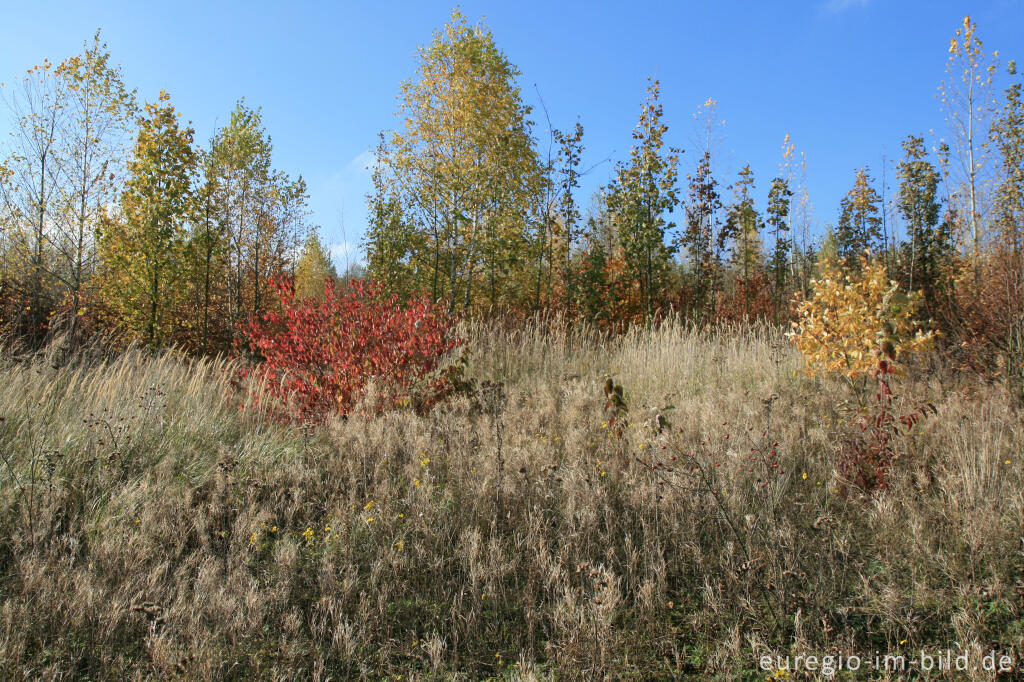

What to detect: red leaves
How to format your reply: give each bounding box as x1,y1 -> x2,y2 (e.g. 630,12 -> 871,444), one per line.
239,276 -> 460,423
839,357 -> 935,493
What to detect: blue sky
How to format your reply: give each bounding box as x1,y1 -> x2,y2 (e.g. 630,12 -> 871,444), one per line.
2,0 -> 1022,269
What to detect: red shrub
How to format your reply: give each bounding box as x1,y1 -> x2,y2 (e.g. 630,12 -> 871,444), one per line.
839,356 -> 936,493
240,276 -> 461,422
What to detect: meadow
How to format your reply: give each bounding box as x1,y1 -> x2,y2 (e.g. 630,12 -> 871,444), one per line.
0,319 -> 1021,680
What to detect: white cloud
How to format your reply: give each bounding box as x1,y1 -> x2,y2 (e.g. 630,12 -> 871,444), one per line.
343,149 -> 377,177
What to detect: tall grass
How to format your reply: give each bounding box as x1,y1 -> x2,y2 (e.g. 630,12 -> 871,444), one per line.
0,322 -> 1021,679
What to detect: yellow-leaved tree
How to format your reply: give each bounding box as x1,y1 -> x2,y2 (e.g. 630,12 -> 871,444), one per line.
364,9 -> 546,312
788,256 -> 933,382
788,255 -> 937,491
98,91 -> 196,346
293,232 -> 338,301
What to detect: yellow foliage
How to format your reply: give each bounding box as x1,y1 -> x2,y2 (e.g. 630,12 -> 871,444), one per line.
787,257 -> 934,379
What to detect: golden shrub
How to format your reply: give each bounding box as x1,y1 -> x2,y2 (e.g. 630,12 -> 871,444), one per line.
788,257 -> 933,379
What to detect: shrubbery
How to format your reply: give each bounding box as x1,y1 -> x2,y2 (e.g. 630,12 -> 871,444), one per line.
240,276 -> 461,422
788,256 -> 937,491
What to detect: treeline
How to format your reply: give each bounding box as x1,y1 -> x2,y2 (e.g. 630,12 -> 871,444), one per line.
364,12 -> 1022,371
362,11 -> 823,323
0,32 -> 340,353
1,15 -> 1022,382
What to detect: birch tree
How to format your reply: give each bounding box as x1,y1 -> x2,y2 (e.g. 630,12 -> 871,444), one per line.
938,15 -> 999,266
365,10 -> 544,312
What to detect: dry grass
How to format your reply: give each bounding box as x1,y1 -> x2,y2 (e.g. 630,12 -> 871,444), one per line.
0,320 -> 1022,679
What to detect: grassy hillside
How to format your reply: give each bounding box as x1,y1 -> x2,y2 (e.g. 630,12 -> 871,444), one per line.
0,321 -> 1021,679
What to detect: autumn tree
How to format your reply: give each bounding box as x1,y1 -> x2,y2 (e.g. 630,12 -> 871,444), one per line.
780,134 -> 814,294
211,101 -> 271,329
723,165 -> 762,279
789,256 -> 933,381
897,135 -> 951,315
836,168 -> 883,268
364,182 -> 418,296
0,58 -> 65,337
967,59 -> 1024,401
766,177 -> 793,320
294,231 -> 338,301
0,34 -> 136,340
681,151 -> 720,317
270,176 -> 312,297
51,31 -> 136,318
576,191 -> 620,324
991,60 -> 1024,265
183,142 -> 230,353
530,107 -> 561,313
605,79 -> 681,322
98,92 -> 196,345
365,10 -> 544,312
527,116 -> 585,314
938,15 -> 999,266
789,257 -> 936,487
521,116 -> 585,314
718,164 -> 767,319
208,101 -> 309,338
815,227 -> 841,271
554,122 -> 584,312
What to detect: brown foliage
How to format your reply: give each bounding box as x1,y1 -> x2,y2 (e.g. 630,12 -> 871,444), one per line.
713,272 -> 775,324
941,249 -> 1024,398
